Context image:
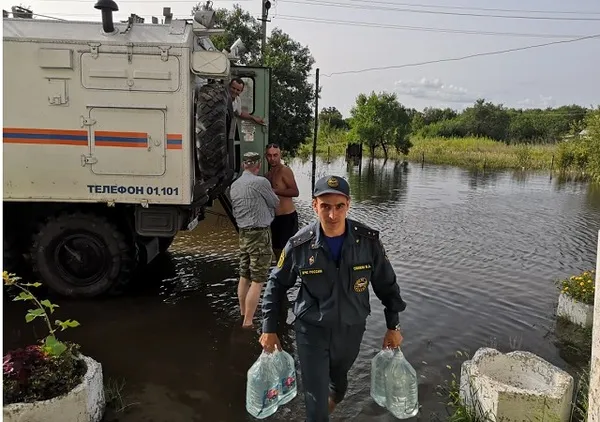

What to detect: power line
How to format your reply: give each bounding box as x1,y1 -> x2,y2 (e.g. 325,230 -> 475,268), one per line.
320,34 -> 600,77
281,0 -> 600,21
277,15 -> 591,39
341,0 -> 600,16
35,0 -> 251,2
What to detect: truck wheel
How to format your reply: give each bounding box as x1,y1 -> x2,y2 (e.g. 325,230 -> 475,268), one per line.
30,212 -> 133,298
195,82 -> 228,180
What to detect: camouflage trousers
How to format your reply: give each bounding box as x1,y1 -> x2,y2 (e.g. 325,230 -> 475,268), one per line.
238,227 -> 274,283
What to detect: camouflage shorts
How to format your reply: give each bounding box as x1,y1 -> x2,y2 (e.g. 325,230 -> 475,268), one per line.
238,228 -> 273,283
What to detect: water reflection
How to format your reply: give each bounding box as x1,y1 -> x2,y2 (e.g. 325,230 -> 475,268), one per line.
346,159 -> 409,206
3,157 -> 600,422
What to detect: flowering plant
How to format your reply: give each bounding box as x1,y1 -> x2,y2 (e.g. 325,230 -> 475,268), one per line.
559,270 -> 595,305
3,272 -> 85,404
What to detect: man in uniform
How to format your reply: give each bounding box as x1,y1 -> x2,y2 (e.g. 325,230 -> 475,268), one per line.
259,175 -> 407,421
265,143 -> 300,260
230,152 -> 279,328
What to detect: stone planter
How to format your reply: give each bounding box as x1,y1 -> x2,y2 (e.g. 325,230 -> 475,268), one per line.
3,354 -> 106,422
557,292 -> 594,328
460,347 -> 574,422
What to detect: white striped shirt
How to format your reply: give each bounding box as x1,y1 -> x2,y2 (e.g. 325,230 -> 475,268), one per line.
230,170 -> 280,228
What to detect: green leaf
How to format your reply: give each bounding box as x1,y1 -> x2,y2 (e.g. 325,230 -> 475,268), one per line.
25,308 -> 45,323
22,282 -> 42,288
41,299 -> 59,313
55,319 -> 81,331
43,336 -> 67,357
13,292 -> 34,301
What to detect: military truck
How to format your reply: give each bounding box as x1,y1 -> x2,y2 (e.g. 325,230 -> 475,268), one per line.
3,0 -> 271,297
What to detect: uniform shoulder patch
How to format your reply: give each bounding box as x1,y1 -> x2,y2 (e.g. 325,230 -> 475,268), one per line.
290,225 -> 316,247
352,223 -> 379,240
277,249 -> 285,268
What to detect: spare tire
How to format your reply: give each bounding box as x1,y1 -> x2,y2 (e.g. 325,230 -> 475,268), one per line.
195,83 -> 229,179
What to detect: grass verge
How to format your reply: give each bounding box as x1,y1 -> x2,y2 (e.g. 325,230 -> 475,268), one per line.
297,134 -> 582,173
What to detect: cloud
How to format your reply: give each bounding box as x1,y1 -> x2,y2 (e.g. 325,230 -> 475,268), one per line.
393,77 -> 479,104
516,95 -> 556,109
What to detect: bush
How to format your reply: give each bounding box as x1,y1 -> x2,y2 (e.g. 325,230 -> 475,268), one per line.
559,270 -> 595,305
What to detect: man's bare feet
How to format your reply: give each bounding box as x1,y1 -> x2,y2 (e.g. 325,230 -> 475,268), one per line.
328,397 -> 337,414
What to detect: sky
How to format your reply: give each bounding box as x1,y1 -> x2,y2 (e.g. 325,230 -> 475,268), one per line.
5,0 -> 600,117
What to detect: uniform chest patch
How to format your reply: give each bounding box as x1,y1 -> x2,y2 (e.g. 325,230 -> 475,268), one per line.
308,256 -> 314,266
353,264 -> 372,271
300,268 -> 324,276
354,277 -> 369,293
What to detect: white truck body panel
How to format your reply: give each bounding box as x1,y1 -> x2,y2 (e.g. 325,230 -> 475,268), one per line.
3,18 -> 202,205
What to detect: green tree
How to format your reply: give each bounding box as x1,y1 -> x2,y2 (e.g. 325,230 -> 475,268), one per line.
349,91 -> 412,158
319,107 -> 348,130
209,5 -> 262,65
264,29 -> 315,153
422,107 -> 458,125
460,99 -> 511,141
209,6 -> 316,153
584,107 -> 600,182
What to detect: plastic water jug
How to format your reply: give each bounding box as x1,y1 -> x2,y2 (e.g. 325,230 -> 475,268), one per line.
274,349 -> 298,405
370,348 -> 395,407
246,350 -> 281,419
384,349 -> 419,419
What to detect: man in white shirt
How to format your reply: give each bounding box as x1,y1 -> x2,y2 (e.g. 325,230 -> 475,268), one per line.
229,78 -> 265,135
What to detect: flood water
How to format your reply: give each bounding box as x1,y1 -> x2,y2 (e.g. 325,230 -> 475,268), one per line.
4,157 -> 600,422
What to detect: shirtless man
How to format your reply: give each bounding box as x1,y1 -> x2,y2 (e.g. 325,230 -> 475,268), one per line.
265,143 -> 300,259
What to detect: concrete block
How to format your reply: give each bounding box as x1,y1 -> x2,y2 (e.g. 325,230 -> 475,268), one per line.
3,354 -> 106,422
460,347 -> 574,422
557,292 -> 594,328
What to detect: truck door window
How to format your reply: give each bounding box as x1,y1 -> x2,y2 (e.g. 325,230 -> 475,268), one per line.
240,77 -> 254,115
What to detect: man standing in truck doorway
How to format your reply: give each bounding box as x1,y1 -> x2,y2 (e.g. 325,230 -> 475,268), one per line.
230,152 -> 280,328
228,78 -> 265,137
265,143 -> 300,260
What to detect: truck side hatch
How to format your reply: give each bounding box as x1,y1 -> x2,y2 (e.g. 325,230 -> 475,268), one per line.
87,106 -> 167,176
81,52 -> 180,92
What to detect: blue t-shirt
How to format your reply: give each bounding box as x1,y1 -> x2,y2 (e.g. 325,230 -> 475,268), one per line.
324,233 -> 345,264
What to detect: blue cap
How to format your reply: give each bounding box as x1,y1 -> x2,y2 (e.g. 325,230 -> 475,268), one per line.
313,175 -> 350,198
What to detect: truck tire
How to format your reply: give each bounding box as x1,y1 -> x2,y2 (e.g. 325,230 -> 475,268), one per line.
30,212 -> 133,298
195,82 -> 228,180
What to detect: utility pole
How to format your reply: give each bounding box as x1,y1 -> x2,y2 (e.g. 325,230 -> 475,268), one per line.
259,0 -> 271,63
311,68 -> 320,192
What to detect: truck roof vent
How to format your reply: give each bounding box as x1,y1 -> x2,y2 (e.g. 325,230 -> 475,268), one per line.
94,0 -> 119,34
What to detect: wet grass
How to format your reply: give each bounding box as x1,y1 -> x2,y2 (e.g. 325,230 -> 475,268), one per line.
103,377 -> 139,420
297,134 -> 564,171
554,316 -> 593,367
572,365 -> 590,422
406,137 -> 557,170
432,351 -> 493,422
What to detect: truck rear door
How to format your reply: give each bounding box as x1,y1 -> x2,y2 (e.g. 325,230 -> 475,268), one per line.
230,65 -> 271,176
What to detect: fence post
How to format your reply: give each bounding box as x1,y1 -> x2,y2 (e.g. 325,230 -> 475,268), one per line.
588,229 -> 600,422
